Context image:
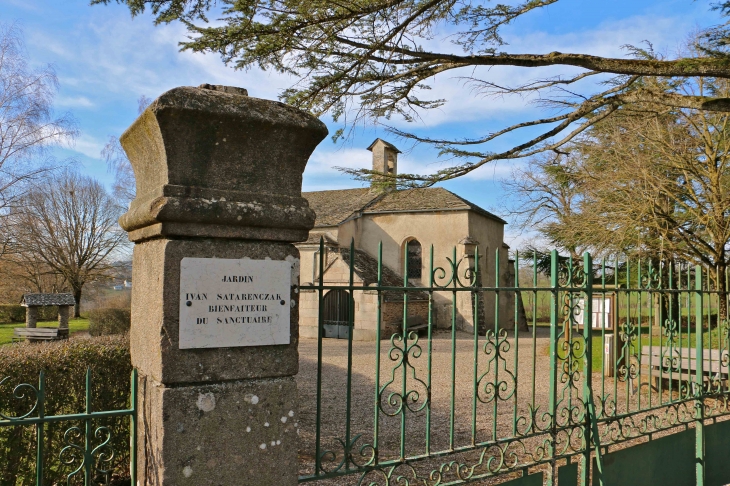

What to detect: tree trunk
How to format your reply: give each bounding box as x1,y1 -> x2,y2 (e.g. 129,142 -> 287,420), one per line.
73,287 -> 82,318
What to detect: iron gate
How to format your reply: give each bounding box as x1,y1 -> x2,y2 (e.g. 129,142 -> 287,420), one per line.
299,238 -> 730,485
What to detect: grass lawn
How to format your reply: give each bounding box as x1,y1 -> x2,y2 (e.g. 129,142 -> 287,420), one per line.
0,318 -> 89,345
584,328 -> 724,372
541,327 -> 726,373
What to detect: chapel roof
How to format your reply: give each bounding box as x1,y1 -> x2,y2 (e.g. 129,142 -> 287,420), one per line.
303,188 -> 380,226
301,232 -> 338,246
302,187 -> 506,227
21,293 -> 76,307
366,188 -> 506,223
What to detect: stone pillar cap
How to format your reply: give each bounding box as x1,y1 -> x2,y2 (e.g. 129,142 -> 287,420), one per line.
118,85 -> 327,243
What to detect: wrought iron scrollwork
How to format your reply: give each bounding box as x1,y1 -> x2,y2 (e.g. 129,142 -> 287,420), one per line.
617,319 -> 639,383
379,333 -> 429,416
477,328 -> 516,404
554,284 -> 588,432
59,425 -> 116,485
0,377 -> 39,420
557,259 -> 586,288
357,439 -> 533,486
319,433 -> 375,474
432,255 -> 477,289
641,264 -> 661,290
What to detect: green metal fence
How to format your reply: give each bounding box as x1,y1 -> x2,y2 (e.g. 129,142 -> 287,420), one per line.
298,239 -> 730,485
0,369 -> 137,486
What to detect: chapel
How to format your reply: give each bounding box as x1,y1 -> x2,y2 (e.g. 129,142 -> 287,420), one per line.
297,139 -> 514,341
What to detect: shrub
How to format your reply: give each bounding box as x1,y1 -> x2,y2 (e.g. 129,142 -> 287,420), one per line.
0,304 -> 25,323
88,308 -> 131,337
0,336 -> 132,485
37,305 -> 60,321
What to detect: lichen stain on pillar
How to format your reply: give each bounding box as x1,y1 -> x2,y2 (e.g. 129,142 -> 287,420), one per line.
119,84 -> 327,485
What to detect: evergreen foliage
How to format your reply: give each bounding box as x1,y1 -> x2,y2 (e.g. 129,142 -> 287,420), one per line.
94,0 -> 730,185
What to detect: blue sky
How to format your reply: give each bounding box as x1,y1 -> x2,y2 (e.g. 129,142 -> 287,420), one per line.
0,0 -> 720,247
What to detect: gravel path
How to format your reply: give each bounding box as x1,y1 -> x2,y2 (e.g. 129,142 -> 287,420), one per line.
295,329 -> 702,485
296,329 -> 559,485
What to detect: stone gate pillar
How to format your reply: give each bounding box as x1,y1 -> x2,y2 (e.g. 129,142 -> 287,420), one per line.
118,85 -> 326,485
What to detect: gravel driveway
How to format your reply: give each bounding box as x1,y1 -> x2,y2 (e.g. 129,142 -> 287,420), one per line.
295,328 -> 699,485
296,329 -> 558,485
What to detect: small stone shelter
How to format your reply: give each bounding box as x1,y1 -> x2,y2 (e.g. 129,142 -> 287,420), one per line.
298,139 -> 514,341
20,293 -> 76,332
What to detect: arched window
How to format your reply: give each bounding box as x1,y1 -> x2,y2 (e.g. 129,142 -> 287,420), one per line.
406,239 -> 422,280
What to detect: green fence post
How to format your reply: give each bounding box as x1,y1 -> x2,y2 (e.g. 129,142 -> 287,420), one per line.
315,237 -> 325,475
548,250 -> 559,486
36,370 -> 45,486
695,265 -> 705,486
580,253 -> 593,486
582,253 -> 603,486
345,238 -> 356,470
84,368 -> 92,486
130,368 -> 137,486
373,241 -> 383,465
426,244 -> 434,455
401,240 -> 409,460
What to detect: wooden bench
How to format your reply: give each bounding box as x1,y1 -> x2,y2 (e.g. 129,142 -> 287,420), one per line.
13,327 -> 68,342
641,345 -> 728,391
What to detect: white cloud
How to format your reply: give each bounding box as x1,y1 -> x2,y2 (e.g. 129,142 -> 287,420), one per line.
26,16 -> 295,109
23,5 -> 701,138
305,147 -> 371,176
55,95 -> 94,109
70,134 -> 105,159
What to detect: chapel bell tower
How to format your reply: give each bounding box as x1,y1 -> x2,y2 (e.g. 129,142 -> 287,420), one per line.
367,138 -> 400,189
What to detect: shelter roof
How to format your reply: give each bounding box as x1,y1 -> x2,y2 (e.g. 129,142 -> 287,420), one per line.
21,293 -> 76,307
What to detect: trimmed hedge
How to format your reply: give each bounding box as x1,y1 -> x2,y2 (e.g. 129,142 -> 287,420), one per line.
38,305 -> 61,321
0,304 -> 64,324
0,304 -> 25,323
88,309 -> 131,337
0,336 -> 132,485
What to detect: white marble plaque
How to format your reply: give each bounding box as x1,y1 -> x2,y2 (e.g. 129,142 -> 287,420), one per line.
179,258 -> 291,349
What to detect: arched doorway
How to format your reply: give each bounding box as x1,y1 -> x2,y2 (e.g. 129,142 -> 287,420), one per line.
322,289 -> 352,339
